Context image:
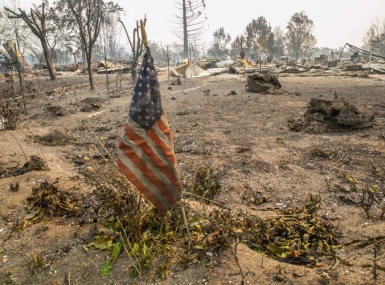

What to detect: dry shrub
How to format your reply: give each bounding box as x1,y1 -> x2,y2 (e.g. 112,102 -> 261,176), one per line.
0,72 -> 22,130
21,179 -> 78,226
79,160 -> 340,278
357,184 -> 385,219
30,129 -> 74,146
46,105 -> 66,117
9,182 -> 20,192
185,166 -> 222,203
83,165 -> 188,277
0,99 -> 21,130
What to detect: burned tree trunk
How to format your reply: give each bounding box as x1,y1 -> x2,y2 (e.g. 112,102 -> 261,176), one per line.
130,60 -> 138,82
86,53 -> 95,90
57,0 -> 122,90
41,39 -> 56,80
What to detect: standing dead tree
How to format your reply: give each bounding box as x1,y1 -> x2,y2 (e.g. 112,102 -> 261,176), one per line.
56,0 -> 122,90
4,0 -> 57,80
172,0 -> 207,59
364,17 -> 385,56
161,45 -> 170,81
1,0 -> 28,55
2,41 -> 27,113
118,16 -> 146,82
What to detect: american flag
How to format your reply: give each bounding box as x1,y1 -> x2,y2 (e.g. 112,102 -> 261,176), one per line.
117,46 -> 183,212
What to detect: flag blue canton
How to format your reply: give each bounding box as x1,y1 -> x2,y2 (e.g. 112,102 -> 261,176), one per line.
129,52 -> 163,130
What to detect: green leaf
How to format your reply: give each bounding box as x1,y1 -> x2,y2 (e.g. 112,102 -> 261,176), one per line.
129,243 -> 139,255
87,235 -> 113,250
108,243 -> 121,263
267,244 -> 283,255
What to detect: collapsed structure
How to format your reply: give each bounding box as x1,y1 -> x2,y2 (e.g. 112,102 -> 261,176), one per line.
340,43 -> 385,63
0,41 -> 31,73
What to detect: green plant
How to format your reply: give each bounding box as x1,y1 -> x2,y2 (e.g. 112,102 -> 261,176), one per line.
100,261 -> 113,277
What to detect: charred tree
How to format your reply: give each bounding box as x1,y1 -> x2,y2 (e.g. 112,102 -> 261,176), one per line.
119,17 -> 146,82
56,0 -> 122,90
4,0 -> 57,80
172,0 -> 207,59
364,17 -> 385,56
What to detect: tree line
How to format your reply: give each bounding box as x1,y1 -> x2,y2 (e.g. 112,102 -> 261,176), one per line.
206,12 -> 385,62
207,11 -> 317,61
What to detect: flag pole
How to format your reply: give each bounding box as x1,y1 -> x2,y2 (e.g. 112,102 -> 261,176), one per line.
180,202 -> 191,245
140,20 -> 191,245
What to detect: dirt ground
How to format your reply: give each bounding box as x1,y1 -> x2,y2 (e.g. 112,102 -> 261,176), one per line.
0,70 -> 385,285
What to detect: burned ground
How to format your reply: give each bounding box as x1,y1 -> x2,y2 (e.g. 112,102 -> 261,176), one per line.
0,72 -> 384,284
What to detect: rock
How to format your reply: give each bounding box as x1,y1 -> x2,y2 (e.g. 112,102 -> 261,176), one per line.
85,166 -> 93,173
227,90 -> 237,95
82,156 -> 91,163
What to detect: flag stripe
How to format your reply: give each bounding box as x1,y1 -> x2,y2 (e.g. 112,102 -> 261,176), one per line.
118,140 -> 180,206
150,120 -> 174,152
116,153 -> 168,212
117,147 -> 173,211
124,117 -> 181,185
121,123 -> 182,201
123,122 -> 182,194
159,114 -> 174,149
147,125 -> 177,168
117,160 -> 168,212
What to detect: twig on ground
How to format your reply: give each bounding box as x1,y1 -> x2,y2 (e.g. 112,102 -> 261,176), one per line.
8,131 -> 28,162
229,235 -> 249,285
117,216 -> 142,279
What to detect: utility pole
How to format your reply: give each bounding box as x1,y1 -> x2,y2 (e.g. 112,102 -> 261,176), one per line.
167,46 -> 170,81
182,0 -> 188,59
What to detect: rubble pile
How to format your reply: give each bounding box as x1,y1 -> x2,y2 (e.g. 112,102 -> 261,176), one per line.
289,98 -> 375,132
306,98 -> 375,128
245,74 -> 282,93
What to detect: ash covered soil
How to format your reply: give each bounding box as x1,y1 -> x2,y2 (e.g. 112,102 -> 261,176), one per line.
0,73 -> 109,95
0,72 -> 385,285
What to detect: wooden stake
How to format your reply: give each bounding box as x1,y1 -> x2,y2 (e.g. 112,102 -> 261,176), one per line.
140,20 -> 148,46
180,204 -> 191,244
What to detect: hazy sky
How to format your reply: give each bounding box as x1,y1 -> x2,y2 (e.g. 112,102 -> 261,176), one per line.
116,0 -> 385,49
